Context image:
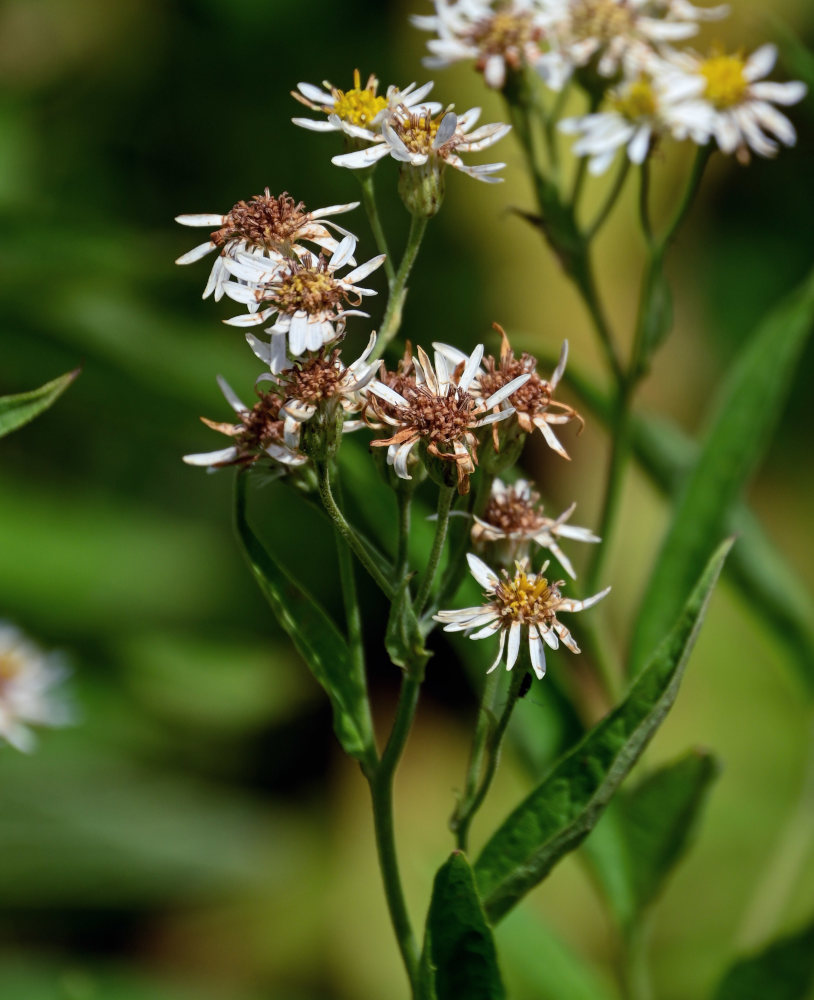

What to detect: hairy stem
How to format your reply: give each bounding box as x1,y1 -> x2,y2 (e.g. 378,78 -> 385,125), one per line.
371,213 -> 429,361
416,484 -> 455,614
359,171 -> 396,285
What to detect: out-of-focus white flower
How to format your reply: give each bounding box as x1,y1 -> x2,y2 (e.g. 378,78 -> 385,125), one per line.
472,478 -> 599,576
0,623 -> 72,752
292,69 -> 440,140
175,190 -> 359,301
411,0 -> 551,90
332,104 -> 511,183
364,344 -> 529,493
434,553 -> 610,678
559,64 -> 713,172
221,235 -> 386,372
538,0 -> 728,91
664,44 -> 807,160
435,327 -> 582,459
183,376 -> 306,470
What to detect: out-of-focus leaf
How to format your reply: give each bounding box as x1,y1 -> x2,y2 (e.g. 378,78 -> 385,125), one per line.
234,471 -> 374,762
631,268 -> 814,673
474,541 -> 731,923
385,576 -> 430,670
497,908 -> 617,1000
0,367 -> 80,438
712,918 -> 814,1000
585,749 -> 721,927
639,257 -> 674,364
422,852 -> 505,1000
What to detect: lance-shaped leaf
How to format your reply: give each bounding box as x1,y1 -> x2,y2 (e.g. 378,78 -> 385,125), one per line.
631,268 -> 814,673
234,473 -> 374,763
712,917 -> 814,1000
474,540 -> 731,923
421,852 -> 505,1000
0,368 -> 80,438
584,748 -> 721,928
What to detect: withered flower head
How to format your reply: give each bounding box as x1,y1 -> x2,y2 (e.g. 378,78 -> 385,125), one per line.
365,344 -> 529,494
183,376 -> 305,470
174,189 -> 359,301
434,554 -> 610,680
472,478 -> 600,577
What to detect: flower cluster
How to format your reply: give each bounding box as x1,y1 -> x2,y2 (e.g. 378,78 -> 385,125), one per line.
412,0 -> 806,166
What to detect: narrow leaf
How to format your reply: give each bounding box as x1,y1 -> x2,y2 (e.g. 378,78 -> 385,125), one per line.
712,918 -> 814,1000
475,540 -> 732,923
234,473 -> 373,761
639,258 -> 674,362
631,267 -> 814,672
385,576 -> 429,670
423,852 -> 505,1000
0,368 -> 80,438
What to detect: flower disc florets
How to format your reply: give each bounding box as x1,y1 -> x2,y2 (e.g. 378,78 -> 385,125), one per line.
494,566 -> 561,623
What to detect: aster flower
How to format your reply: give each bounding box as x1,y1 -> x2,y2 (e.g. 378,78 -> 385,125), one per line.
364,344 -> 529,493
435,326 -> 583,459
221,235 -> 386,372
472,477 -> 599,576
663,44 -> 807,160
292,69 -> 440,141
183,376 -> 306,471
332,104 -> 511,184
411,0 -> 551,90
0,623 -> 72,752
434,553 -> 610,678
175,189 -> 359,301
558,63 -> 714,173
538,0 -> 728,91
271,333 -> 380,450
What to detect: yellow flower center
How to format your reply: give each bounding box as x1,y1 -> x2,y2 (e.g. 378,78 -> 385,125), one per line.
392,110 -> 443,154
274,266 -> 345,315
613,76 -> 657,119
496,569 -> 555,622
332,69 -> 388,127
571,0 -> 634,43
0,649 -> 24,688
701,53 -> 748,108
471,11 -> 537,53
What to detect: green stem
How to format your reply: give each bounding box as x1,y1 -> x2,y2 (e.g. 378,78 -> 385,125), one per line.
638,160 -> 656,250
621,918 -> 653,1000
585,157 -> 630,241
450,668 -> 500,851
416,485 -> 456,614
660,145 -> 711,249
358,172 -> 396,285
369,672 -> 423,992
570,248 -> 626,385
396,488 -> 412,580
435,471 -> 493,611
317,462 -> 394,599
371,213 -> 429,362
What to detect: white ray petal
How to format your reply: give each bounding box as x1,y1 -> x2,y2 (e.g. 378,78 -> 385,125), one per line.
466,553 -> 499,590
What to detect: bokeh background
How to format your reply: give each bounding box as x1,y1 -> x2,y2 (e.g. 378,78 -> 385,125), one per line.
1,1 -> 813,998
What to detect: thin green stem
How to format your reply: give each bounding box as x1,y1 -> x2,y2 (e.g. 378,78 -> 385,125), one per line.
638,160 -> 656,249
371,213 -> 429,361
317,462 -> 394,599
435,471 -> 493,611
585,157 -> 631,241
660,145 -> 711,249
620,918 -> 653,1000
395,488 -> 412,580
358,172 -> 396,285
450,668 -> 500,851
369,671 -> 423,992
570,250 -> 626,386
416,485 -> 455,614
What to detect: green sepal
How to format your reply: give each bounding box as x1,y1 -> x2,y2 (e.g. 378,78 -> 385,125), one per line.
0,367 -> 80,439
420,852 -> 505,1000
474,540 -> 732,923
234,472 -> 374,762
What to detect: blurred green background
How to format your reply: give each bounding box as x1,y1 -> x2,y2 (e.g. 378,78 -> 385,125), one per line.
1,0 -> 813,998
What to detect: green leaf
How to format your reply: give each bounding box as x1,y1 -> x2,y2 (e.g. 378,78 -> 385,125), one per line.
585,749 -> 721,927
630,267 -> 814,673
474,540 -> 732,923
422,852 -> 505,1000
712,918 -> 814,1000
234,472 -> 373,762
0,367 -> 80,438
639,257 -> 674,364
385,576 -> 430,671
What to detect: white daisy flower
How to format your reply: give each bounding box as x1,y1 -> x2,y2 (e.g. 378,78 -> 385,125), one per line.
364,344 -> 529,494
434,326 -> 583,459
0,623 -> 72,753
270,333 -> 380,450
183,376 -> 306,471
538,0 -> 728,91
434,553 -> 610,678
558,63 -> 714,173
221,234 -> 386,373
472,477 -> 600,576
175,189 -> 359,301
332,103 -> 511,184
292,69 -> 440,141
663,44 -> 807,160
411,0 -> 551,90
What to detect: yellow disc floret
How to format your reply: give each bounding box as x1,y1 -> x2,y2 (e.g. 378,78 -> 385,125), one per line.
496,566 -> 556,622
701,53 -> 748,108
613,76 -> 657,119
332,69 -> 388,127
